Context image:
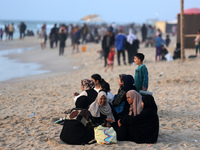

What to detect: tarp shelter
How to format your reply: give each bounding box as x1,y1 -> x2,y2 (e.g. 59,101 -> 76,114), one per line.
177,8 -> 200,48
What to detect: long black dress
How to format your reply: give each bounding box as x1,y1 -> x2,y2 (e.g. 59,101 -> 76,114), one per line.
117,108 -> 159,143
112,75 -> 137,119
126,39 -> 139,64
60,108 -> 95,145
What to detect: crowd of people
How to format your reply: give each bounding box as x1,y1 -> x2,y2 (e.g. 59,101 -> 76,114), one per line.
1,23 -> 15,40
2,21 -> 199,61
0,22 -> 34,41
59,58 -> 159,144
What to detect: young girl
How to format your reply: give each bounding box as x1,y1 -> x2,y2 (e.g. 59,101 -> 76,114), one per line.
194,30 -> 200,56
104,45 -> 116,72
91,74 -> 103,92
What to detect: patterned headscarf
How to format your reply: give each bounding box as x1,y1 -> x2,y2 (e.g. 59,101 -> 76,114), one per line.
81,79 -> 95,90
127,90 -> 143,116
89,91 -> 115,121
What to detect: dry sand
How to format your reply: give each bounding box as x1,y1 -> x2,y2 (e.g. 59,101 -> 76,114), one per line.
0,35 -> 200,150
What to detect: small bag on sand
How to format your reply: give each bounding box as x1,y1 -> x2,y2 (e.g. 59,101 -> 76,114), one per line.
94,125 -> 117,144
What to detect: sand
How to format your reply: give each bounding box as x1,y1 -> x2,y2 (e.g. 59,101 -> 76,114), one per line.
0,35 -> 200,150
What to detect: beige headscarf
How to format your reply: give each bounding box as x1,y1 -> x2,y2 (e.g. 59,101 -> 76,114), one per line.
127,90 -> 143,116
89,91 -> 115,121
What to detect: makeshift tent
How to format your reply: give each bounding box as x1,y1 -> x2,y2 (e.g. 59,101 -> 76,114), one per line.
177,8 -> 200,48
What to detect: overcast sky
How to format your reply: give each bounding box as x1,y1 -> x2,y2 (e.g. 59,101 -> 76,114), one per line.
0,0 -> 199,24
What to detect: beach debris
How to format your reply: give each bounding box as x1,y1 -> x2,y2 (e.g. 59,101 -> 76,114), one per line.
28,112 -> 36,117
54,117 -> 65,124
73,66 -> 79,70
195,72 -> 197,74
159,72 -> 163,77
0,93 -> 1,96
148,144 -> 151,146
194,140 -> 198,142
4,116 -> 9,119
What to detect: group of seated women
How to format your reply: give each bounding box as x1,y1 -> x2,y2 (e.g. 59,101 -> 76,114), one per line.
60,73 -> 159,145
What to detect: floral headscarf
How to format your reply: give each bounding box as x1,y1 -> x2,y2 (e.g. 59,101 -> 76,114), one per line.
81,79 -> 95,90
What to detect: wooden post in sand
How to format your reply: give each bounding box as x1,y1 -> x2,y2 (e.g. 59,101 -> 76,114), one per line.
180,0 -> 185,61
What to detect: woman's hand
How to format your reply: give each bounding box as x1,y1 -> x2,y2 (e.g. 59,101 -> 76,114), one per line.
106,118 -> 115,123
118,119 -> 122,127
142,87 -> 146,91
73,92 -> 79,96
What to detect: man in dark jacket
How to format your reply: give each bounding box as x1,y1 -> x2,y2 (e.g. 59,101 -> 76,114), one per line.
102,29 -> 115,67
49,24 -> 59,48
19,22 -> 26,39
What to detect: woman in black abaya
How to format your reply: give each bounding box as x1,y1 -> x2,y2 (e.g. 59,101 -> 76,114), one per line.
117,94 -> 159,144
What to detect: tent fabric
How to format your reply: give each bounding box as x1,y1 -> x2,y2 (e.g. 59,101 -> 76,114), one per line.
178,8 -> 200,15
177,13 -> 200,48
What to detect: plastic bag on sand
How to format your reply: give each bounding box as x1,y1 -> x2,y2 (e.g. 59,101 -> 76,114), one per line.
94,125 -> 117,144
165,53 -> 173,61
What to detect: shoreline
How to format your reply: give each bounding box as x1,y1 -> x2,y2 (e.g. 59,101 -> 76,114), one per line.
0,37 -> 82,83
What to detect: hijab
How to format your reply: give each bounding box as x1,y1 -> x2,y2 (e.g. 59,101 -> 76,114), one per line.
75,95 -> 91,109
142,95 -> 158,112
81,79 -> 95,90
127,29 -> 137,45
127,90 -> 143,116
122,75 -> 136,91
89,91 -> 115,121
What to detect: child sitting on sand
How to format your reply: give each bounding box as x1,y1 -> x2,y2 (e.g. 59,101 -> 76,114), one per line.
104,45 -> 116,72
134,53 -> 148,92
161,45 -> 169,61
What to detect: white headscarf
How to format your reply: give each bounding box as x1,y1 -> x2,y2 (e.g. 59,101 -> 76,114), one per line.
89,91 -> 115,121
127,29 -> 137,45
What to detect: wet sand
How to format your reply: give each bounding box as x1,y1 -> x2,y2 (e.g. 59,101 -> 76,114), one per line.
0,36 -> 200,149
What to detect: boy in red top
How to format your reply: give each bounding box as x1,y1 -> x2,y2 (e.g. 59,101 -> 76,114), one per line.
104,45 -> 116,72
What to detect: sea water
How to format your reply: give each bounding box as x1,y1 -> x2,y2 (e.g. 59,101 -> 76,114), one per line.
0,47 -> 50,82
0,20 -> 80,40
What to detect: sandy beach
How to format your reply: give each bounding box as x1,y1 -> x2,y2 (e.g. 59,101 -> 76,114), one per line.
0,36 -> 200,150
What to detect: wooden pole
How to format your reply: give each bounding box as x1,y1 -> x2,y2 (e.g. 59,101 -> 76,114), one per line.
180,0 -> 185,61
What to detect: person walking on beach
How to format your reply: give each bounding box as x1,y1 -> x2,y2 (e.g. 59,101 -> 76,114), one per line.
141,24 -> 147,43
102,28 -> 115,67
49,24 -> 59,48
39,27 -> 46,49
134,53 -> 148,92
72,25 -> 81,53
115,29 -> 127,66
126,29 -> 139,65
145,25 -> 154,47
104,45 -> 116,72
8,23 -> 15,40
19,22 -> 27,39
0,28 -> 3,40
81,23 -> 88,44
194,30 -> 200,56
4,25 -> 9,40
69,24 -> 74,46
165,34 -> 171,47
154,34 -> 165,61
59,29 -> 67,55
